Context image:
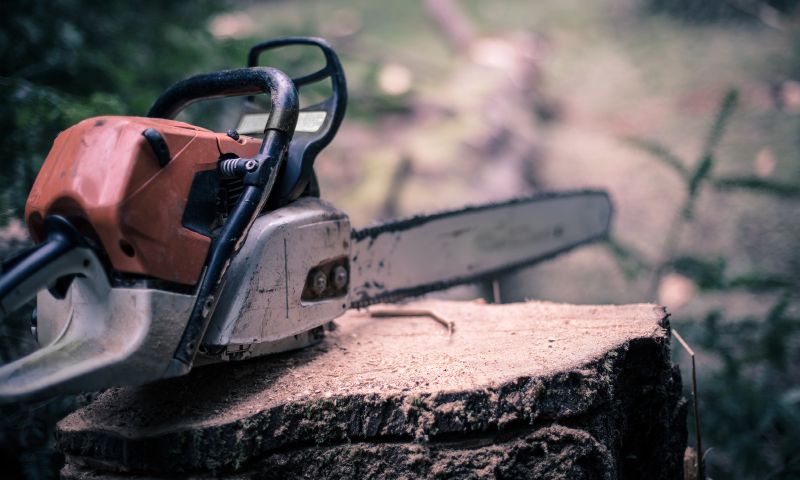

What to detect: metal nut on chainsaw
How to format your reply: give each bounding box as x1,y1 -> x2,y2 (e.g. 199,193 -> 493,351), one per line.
332,265 -> 348,290
311,269 -> 328,295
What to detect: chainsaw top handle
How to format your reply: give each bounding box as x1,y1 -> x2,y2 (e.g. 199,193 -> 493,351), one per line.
148,66 -> 300,189
148,66 -> 298,136
246,37 -> 347,205
149,67 -> 300,376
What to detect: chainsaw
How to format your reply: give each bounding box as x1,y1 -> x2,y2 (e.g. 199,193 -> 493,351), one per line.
0,37 -> 611,402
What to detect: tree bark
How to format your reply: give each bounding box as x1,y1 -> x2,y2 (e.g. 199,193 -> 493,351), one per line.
58,300 -> 686,479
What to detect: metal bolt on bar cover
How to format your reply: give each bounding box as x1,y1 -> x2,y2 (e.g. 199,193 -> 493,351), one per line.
332,265 -> 348,289
311,270 -> 327,295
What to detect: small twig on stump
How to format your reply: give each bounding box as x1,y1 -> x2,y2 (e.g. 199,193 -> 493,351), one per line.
369,307 -> 455,337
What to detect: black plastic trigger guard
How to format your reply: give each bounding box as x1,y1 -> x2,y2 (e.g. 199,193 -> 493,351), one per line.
247,37 -> 347,206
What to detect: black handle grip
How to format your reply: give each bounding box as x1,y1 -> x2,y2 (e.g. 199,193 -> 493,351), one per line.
148,67 -> 299,135
248,37 -> 345,89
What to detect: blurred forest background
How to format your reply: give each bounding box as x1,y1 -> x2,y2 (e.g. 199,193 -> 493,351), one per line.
2,0 -> 800,478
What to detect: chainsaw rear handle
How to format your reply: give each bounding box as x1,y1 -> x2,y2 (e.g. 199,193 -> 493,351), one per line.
247,37 -> 345,90
247,37 -> 347,205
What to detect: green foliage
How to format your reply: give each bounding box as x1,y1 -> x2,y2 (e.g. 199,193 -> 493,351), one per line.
628,90 -> 800,234
605,235 -> 652,280
712,176 -> 800,199
626,90 -> 800,478
678,295 -> 800,477
686,90 -> 736,218
0,0 -> 240,220
669,255 -> 794,292
669,256 -> 726,290
701,90 -> 738,159
623,137 -> 688,178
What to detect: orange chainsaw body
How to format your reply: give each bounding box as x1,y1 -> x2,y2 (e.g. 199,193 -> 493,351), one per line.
24,116 -> 261,285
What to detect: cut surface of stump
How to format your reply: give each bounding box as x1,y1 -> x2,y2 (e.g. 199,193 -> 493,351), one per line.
58,300 -> 686,479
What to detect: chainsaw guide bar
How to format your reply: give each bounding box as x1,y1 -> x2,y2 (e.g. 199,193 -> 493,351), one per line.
349,190 -> 612,308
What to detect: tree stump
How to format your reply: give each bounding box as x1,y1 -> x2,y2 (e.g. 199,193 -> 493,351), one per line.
57,300 -> 686,479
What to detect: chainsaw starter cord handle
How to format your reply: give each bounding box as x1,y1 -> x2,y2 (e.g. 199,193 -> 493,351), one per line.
147,67 -> 299,135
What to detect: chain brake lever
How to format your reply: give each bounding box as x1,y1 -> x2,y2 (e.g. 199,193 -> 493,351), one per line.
242,37 -> 347,206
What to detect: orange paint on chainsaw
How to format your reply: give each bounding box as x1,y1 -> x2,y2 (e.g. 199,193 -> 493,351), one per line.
25,116 -> 260,286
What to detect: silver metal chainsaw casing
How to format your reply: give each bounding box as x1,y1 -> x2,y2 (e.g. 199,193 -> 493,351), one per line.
0,250 -> 196,402
200,197 -> 351,363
